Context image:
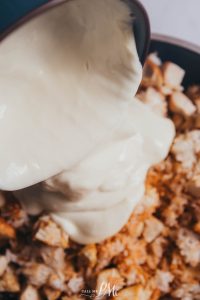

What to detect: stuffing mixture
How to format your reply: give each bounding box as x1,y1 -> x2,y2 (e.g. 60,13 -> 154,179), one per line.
0,54 -> 200,300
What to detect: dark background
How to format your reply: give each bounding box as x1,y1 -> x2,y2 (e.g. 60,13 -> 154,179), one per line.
0,0 -> 47,33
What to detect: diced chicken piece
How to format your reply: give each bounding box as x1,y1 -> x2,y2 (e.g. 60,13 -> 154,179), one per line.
67,276 -> 84,294
0,217 -> 16,239
130,240 -> 148,265
117,262 -> 148,287
159,85 -> 173,96
41,246 -> 65,271
21,263 -> 51,287
187,175 -> 200,197
162,196 -> 187,227
118,266 -> 138,286
5,249 -> 20,265
148,53 -> 162,66
149,237 -> 167,267
20,285 -> 40,300
189,130 -> 200,152
139,87 -> 167,116
155,270 -> 174,293
172,283 -> 200,300
5,245 -> 36,267
142,59 -> 163,88
111,285 -> 152,300
130,221 -> 144,239
169,92 -> 196,117
135,188 -> 160,215
162,62 -> 185,88
34,216 -> 69,248
0,267 -> 20,292
177,229 -> 200,267
79,244 -> 97,268
0,256 -> 8,276
171,131 -> 200,169
172,137 -> 194,168
96,268 -> 124,297
95,238 -> 124,271
43,288 -> 61,300
48,271 -> 65,291
147,236 -> 168,270
143,217 -> 164,243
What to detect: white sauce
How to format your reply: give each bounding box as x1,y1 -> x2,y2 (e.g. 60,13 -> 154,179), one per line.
0,0 -> 175,244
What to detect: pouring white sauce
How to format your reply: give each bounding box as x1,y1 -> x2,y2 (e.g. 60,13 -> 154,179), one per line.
0,0 -> 175,244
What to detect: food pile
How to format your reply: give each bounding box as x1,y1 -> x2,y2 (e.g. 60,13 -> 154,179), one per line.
0,54 -> 200,300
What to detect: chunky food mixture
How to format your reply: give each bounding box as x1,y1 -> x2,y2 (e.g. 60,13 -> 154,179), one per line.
0,54 -> 200,300
0,0 -> 174,245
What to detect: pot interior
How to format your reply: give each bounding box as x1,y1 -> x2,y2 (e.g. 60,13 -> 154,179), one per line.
150,38 -> 200,87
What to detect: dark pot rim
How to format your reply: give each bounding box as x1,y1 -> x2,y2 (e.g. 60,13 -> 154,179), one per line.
151,33 -> 200,55
131,0 -> 151,64
0,0 -> 69,42
0,0 -> 150,65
